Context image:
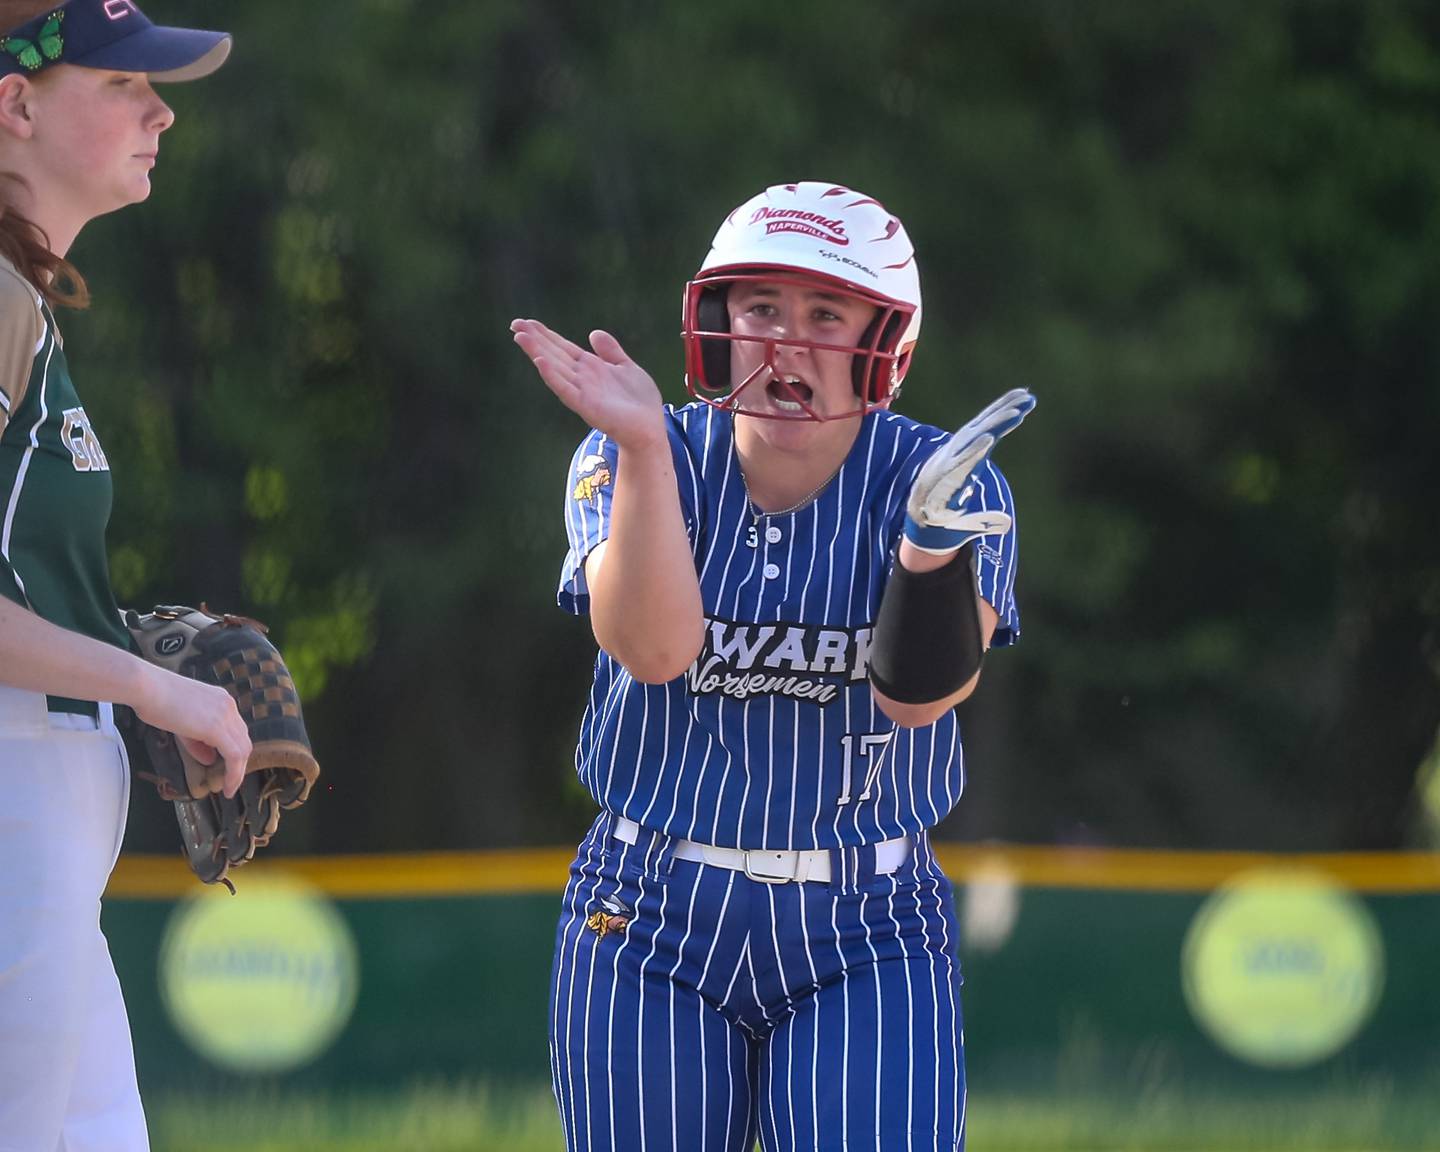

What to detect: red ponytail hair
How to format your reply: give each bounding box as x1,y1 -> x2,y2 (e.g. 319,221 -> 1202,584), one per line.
0,189 -> 90,310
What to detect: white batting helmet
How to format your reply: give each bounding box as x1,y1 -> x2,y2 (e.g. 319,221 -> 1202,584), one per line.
682,181 -> 923,419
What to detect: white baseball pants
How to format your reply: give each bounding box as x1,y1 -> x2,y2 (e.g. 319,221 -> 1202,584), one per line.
0,686 -> 148,1152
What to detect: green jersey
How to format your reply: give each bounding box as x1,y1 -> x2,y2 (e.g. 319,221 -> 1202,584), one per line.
0,260 -> 129,712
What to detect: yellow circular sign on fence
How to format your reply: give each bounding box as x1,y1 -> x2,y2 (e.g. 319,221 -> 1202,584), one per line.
159,873 -> 360,1073
1182,867 -> 1383,1068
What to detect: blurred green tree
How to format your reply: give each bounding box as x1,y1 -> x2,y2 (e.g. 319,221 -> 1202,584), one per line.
66,0 -> 1438,852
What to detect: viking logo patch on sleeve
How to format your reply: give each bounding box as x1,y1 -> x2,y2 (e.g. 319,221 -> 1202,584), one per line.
571,453 -> 613,506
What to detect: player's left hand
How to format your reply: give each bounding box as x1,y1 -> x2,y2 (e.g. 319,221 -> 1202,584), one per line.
123,605 -> 321,888
511,319 -> 668,452
904,388 -> 1036,555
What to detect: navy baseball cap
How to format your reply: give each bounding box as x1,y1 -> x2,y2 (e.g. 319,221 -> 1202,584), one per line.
0,0 -> 230,82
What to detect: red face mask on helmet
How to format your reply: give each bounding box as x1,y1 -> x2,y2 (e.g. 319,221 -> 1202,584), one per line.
682,182 -> 923,421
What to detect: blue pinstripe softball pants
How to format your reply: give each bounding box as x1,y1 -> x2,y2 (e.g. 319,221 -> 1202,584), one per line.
550,813 -> 966,1151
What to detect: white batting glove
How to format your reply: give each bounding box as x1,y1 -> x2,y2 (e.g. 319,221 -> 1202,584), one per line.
903,388 -> 1036,555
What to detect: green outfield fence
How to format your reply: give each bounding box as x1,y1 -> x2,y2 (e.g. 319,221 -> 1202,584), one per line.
104,846 -> 1440,1130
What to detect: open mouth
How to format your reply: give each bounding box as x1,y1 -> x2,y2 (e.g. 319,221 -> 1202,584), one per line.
766,375 -> 814,414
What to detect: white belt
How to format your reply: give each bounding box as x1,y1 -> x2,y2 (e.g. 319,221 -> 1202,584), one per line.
612,816 -> 911,885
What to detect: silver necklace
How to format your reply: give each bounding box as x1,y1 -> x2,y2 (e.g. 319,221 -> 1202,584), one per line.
740,466 -> 839,548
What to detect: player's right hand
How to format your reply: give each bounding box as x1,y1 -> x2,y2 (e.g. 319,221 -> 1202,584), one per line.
511,319 -> 668,452
131,663 -> 251,797
904,388 -> 1036,555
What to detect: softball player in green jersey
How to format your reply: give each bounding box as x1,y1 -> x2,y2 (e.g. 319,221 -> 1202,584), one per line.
0,3 -> 249,1148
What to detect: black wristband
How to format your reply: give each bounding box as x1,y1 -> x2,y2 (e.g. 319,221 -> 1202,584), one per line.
869,544 -> 984,705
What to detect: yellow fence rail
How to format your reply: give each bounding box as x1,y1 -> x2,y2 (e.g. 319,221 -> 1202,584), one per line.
105,846 -> 1440,900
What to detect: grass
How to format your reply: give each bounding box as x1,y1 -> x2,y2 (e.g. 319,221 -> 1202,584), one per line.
967,1084 -> 1435,1151
150,1080 -> 1440,1151
151,1080 -> 563,1152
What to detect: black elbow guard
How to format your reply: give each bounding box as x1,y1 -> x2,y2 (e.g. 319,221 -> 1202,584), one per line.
869,545 -> 984,705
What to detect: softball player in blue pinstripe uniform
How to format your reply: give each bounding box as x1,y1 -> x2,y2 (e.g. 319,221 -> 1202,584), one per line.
512,181 -> 1035,1151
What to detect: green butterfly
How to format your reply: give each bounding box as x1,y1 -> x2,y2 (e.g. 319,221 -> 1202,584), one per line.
4,9 -> 64,72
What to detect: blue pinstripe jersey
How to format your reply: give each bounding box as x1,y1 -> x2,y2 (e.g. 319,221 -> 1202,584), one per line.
558,402 -> 1019,851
